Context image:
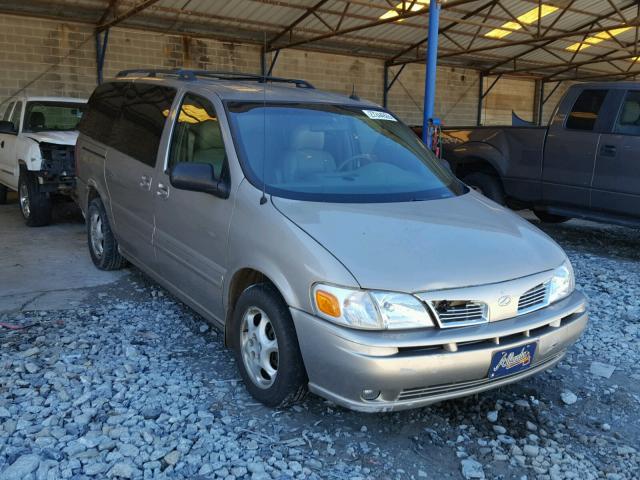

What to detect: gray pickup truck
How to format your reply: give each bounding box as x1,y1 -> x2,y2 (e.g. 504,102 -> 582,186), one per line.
442,82 -> 640,227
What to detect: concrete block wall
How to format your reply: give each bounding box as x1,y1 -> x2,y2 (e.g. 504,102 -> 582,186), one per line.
480,75 -> 536,125
0,13 -> 541,128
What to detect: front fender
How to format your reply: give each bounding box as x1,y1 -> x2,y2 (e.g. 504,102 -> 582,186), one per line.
451,141 -> 507,176
224,180 -> 359,315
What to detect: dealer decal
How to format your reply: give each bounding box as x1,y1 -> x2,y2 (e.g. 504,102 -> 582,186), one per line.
492,348 -> 532,373
363,110 -> 397,121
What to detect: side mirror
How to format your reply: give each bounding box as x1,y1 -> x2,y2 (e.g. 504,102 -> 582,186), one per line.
170,162 -> 229,199
0,120 -> 16,134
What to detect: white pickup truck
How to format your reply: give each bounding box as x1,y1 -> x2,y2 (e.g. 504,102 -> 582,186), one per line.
0,96 -> 87,226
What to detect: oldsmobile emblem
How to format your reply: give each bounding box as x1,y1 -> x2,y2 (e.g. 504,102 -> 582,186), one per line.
497,295 -> 512,307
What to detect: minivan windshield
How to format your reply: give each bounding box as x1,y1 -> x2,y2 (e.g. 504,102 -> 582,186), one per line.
227,102 -> 466,202
23,101 -> 85,133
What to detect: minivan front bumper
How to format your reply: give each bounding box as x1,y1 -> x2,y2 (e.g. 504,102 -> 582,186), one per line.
291,290 -> 587,412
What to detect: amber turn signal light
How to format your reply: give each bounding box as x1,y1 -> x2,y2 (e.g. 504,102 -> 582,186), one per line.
315,290 -> 341,318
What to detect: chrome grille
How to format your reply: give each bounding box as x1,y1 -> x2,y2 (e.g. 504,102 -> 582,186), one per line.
518,283 -> 548,313
431,300 -> 486,327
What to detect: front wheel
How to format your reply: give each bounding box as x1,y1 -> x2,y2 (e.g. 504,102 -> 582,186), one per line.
533,209 -> 571,224
462,172 -> 505,205
231,284 -> 307,408
19,172 -> 52,227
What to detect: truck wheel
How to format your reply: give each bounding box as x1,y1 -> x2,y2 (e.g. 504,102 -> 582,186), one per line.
87,197 -> 127,270
533,209 -> 571,224
0,184 -> 7,204
231,283 -> 307,408
19,172 -> 52,227
463,172 -> 505,205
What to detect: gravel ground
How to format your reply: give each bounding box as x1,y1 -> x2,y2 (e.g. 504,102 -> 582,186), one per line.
1,218 -> 639,480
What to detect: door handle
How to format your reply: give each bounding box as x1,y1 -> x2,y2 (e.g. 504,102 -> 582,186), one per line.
156,183 -> 169,200
139,175 -> 152,190
600,144 -> 617,157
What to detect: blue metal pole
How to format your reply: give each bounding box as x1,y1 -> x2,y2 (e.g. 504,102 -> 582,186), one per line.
422,0 -> 440,147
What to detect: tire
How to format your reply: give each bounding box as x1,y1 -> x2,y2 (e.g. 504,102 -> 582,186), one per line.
533,209 -> 571,224
0,184 -> 7,205
87,197 -> 127,270
463,172 -> 505,205
19,172 -> 52,227
231,283 -> 307,408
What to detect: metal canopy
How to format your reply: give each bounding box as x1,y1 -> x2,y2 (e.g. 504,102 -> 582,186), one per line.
1,0 -> 640,81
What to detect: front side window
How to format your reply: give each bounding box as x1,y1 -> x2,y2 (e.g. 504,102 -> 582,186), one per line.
226,102 -> 465,203
23,101 -> 84,133
2,102 -> 14,121
168,93 -> 227,180
10,102 -> 22,131
614,90 -> 640,136
565,89 -> 607,131
110,83 -> 176,167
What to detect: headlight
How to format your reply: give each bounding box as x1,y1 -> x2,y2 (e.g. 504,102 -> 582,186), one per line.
548,260 -> 575,304
312,284 -> 435,330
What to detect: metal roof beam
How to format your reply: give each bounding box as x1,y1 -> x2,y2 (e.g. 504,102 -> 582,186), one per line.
97,0 -> 161,32
386,0 -> 496,64
267,0 -> 330,49
267,0 -> 480,52
439,19 -> 640,60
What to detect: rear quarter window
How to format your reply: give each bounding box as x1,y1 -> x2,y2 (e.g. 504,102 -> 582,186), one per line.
78,82 -> 128,145
565,89 -> 608,131
109,83 -> 176,167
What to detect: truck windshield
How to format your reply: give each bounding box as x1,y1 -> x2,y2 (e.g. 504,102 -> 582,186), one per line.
227,102 -> 466,202
23,101 -> 85,133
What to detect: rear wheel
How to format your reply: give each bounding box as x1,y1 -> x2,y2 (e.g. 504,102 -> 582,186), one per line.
462,172 -> 505,205
19,172 -> 52,227
87,197 -> 127,270
0,184 -> 7,204
231,284 -> 307,408
533,209 -> 571,224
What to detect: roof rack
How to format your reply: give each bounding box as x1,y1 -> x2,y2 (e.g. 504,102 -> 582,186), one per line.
115,69 -> 315,89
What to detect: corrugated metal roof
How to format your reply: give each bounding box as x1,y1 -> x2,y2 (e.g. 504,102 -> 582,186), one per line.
1,0 -> 639,80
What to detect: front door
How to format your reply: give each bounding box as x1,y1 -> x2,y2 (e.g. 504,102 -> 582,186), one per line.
152,92 -> 232,323
591,90 -> 640,219
542,88 -> 609,208
105,82 -> 177,267
0,102 -> 21,188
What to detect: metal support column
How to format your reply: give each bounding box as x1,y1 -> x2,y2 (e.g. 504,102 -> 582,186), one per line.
422,0 -> 440,146
383,63 -> 406,109
477,72 -> 484,126
477,73 -> 502,126
95,29 -> 110,85
535,80 -> 545,126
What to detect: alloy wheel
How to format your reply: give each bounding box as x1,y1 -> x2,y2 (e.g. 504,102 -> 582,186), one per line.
19,181 -> 30,218
240,306 -> 279,389
90,211 -> 105,258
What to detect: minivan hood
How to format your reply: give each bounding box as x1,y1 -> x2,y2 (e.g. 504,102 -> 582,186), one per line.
25,131 -> 78,146
272,192 -> 566,293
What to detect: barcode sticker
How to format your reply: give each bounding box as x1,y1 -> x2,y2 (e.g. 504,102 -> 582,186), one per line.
363,110 -> 397,121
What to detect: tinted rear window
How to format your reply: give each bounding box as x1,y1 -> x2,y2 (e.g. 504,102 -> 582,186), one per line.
110,83 -> 176,167
78,82 -> 127,144
566,89 -> 607,131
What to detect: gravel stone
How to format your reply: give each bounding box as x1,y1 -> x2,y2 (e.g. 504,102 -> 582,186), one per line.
0,454 -> 41,480
1,220 -> 639,479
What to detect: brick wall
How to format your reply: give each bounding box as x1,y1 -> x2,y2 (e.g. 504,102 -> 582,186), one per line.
0,13 -> 540,128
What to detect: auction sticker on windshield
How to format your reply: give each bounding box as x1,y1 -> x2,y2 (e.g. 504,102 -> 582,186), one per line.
488,343 -> 536,379
363,110 -> 397,121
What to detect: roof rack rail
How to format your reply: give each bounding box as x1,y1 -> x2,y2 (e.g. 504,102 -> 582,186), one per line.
115,69 -> 315,89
